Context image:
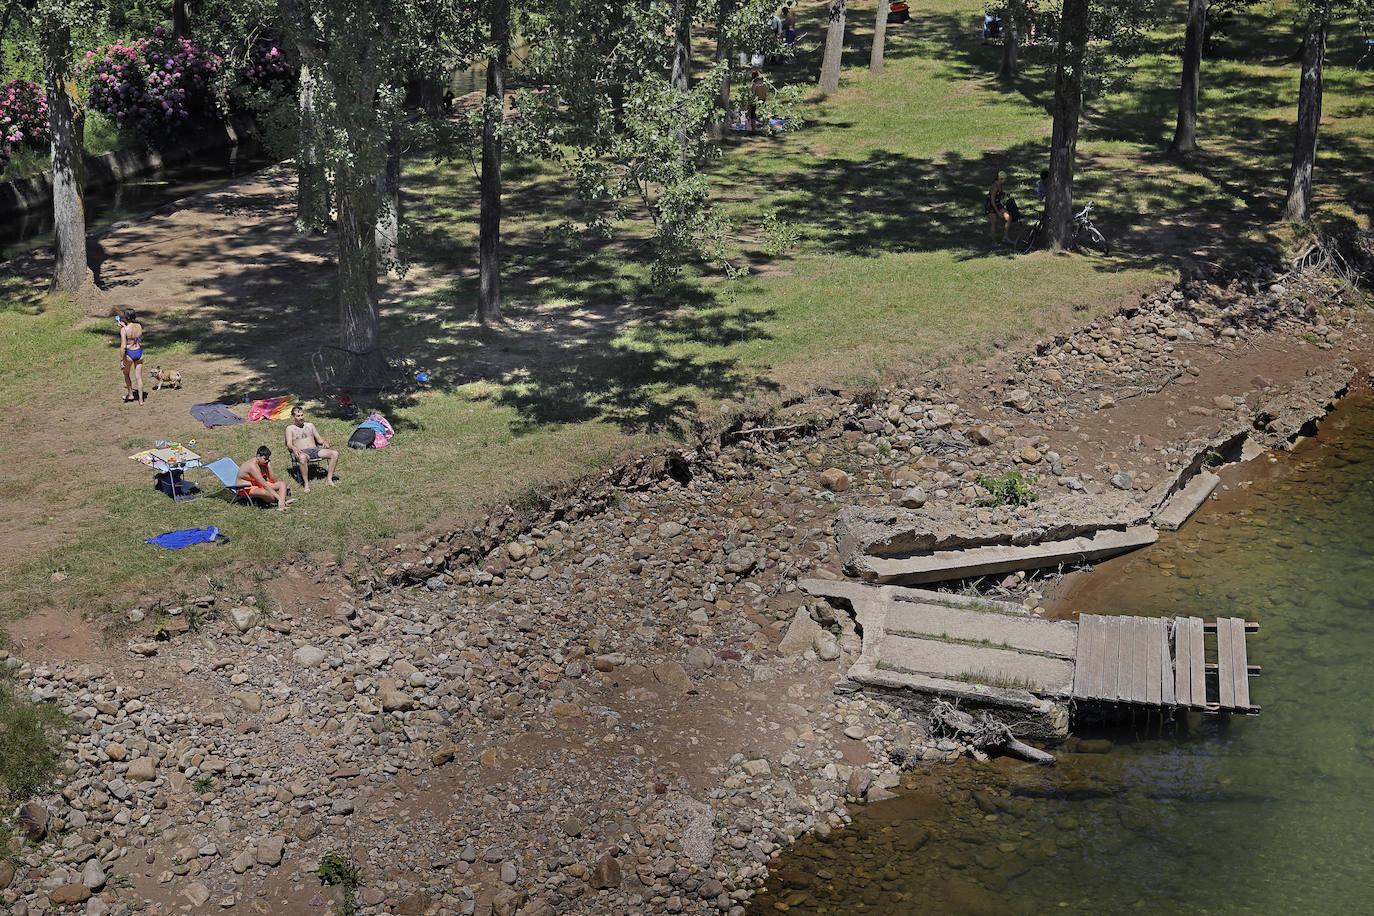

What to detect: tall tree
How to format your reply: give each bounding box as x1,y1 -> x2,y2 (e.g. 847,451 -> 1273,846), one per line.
870,0 -> 890,73
999,0 -> 1020,81
1167,0 -> 1206,156
1282,1 -> 1327,222
172,0 -> 190,38
478,0 -> 510,324
818,0 -> 846,93
715,0 -> 733,137
277,0 -> 476,358
1043,0 -> 1088,250
37,1 -> 96,296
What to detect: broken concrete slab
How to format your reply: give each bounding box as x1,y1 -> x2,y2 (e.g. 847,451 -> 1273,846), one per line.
1153,471 -> 1220,531
800,578 -> 1027,616
850,526 -> 1159,586
835,499 -> 1142,570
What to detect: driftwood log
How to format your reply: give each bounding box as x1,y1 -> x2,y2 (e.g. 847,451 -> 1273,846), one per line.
931,701 -> 1056,766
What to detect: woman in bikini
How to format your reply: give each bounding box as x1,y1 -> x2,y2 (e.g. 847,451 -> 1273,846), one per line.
986,171 -> 1012,246
119,308 -> 146,404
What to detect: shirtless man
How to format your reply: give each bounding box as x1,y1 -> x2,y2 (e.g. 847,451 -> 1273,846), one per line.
284,406 -> 339,491
236,446 -> 292,511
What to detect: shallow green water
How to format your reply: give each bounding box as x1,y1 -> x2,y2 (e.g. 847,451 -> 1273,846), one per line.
751,396 -> 1374,915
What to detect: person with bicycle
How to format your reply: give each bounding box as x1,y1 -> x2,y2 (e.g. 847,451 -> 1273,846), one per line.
986,171 -> 1013,246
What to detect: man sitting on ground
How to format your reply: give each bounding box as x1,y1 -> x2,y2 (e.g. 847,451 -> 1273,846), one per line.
236,446 -> 292,511
284,406 -> 340,491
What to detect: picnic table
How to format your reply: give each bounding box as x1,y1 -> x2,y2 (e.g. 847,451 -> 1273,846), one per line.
131,445 -> 205,503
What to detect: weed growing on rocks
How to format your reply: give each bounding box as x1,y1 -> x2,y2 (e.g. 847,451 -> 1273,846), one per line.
974,471 -> 1040,508
0,670 -> 65,805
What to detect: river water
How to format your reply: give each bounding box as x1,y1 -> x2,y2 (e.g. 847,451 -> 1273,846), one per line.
0,139 -> 275,263
750,394 -> 1374,914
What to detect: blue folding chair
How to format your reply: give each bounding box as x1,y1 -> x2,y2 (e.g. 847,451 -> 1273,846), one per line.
206,457 -> 253,505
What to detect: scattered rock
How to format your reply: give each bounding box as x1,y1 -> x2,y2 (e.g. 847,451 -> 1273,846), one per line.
49,885 -> 92,905
819,468 -> 852,492
1004,389 -> 1034,412
778,608 -> 824,657
230,607 -> 259,633
126,757 -> 156,782
590,852 -> 622,890
292,645 -> 326,668
255,835 -> 285,867
898,487 -> 927,509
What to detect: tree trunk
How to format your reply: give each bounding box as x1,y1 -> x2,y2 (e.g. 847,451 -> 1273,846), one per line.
375,124 -> 401,276
44,24 -> 87,296
671,0 -> 691,90
999,0 -> 1019,80
818,0 -> 847,93
716,0 -> 733,138
296,64 -> 330,226
478,0 -> 510,325
172,0 -> 191,39
1044,0 -> 1088,250
336,182 -> 380,353
1168,0 -> 1206,155
870,0 -> 890,73
1283,8 -> 1326,222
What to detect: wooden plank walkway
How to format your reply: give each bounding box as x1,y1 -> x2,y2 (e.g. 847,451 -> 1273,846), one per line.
1074,614 -> 1259,713
798,580 -> 1260,716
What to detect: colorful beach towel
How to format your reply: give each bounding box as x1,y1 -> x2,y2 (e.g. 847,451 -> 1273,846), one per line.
146,526 -> 220,549
248,396 -> 293,422
191,403 -> 245,428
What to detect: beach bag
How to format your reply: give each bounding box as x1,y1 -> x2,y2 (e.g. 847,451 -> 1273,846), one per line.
750,53 -> 765,68
154,470 -> 197,499
348,427 -> 376,449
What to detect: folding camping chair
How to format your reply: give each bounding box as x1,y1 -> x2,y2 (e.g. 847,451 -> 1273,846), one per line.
206,457 -> 254,505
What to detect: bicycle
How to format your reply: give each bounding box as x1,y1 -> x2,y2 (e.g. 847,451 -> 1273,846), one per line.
1015,201 -> 1111,255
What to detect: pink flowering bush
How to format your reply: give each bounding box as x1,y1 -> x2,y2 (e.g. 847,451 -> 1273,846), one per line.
243,36 -> 293,91
0,80 -> 49,177
79,26 -> 224,139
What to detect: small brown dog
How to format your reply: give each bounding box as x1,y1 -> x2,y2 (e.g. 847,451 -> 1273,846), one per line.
150,367 -> 183,390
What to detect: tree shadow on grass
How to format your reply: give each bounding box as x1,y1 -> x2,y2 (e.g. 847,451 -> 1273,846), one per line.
86,161 -> 782,442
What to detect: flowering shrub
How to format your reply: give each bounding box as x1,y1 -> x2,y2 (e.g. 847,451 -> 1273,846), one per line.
0,80 -> 49,177
243,36 -> 293,91
79,26 -> 224,139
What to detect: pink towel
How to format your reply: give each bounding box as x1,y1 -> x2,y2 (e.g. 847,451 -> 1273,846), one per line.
249,396 -> 292,421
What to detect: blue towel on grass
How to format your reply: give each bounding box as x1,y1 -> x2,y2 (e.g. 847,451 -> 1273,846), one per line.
191,403 -> 245,428
146,526 -> 220,549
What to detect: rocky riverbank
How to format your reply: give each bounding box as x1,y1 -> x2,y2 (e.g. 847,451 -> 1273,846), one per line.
3,255 -> 1371,916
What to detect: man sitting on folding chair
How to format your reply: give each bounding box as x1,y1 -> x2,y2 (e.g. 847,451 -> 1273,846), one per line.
284,406 -> 340,492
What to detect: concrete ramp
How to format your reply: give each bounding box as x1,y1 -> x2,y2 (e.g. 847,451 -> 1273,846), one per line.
799,579 -> 1078,709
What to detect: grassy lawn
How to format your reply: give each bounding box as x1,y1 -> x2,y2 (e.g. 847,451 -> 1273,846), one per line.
0,0 -> 1369,629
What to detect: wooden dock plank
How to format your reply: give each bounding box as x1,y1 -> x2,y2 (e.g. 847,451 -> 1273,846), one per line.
1188,617 -> 1206,709
1173,619 -> 1191,706
1160,619 -> 1175,706
1146,618 -> 1163,706
1229,617 -> 1251,710
1217,617 -> 1236,709
1099,616 -> 1120,702
1137,620 -> 1159,708
1120,618 -> 1141,703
